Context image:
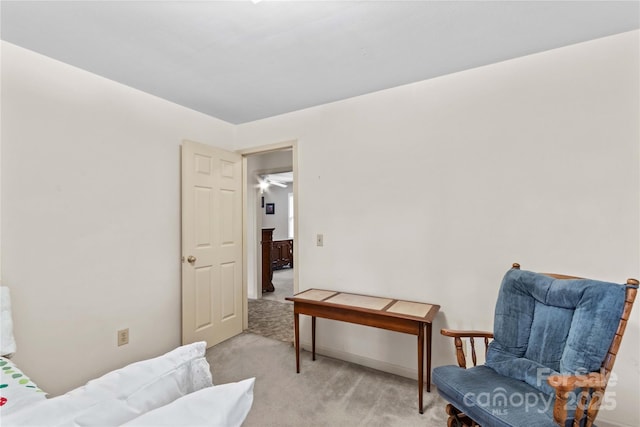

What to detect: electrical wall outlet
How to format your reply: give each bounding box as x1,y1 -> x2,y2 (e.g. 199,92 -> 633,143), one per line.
316,234 -> 324,247
117,328 -> 129,346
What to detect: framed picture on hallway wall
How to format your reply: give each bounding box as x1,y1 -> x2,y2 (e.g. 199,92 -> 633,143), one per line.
266,203 -> 275,214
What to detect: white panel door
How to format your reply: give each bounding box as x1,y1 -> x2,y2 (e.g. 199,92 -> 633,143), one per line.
182,140 -> 243,348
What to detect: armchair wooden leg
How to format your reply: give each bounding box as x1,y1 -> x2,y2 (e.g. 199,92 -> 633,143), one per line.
446,404 -> 480,427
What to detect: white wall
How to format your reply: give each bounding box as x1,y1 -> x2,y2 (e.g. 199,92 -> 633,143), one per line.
235,31 -> 640,426
0,41 -> 235,395
262,185 -> 291,241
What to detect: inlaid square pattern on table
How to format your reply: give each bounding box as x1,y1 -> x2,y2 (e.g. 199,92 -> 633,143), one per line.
324,292 -> 392,311
292,289 -> 435,320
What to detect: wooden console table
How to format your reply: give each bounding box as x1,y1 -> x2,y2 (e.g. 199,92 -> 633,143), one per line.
285,289 -> 440,414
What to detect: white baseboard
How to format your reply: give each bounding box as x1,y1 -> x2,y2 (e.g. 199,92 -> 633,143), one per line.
300,340 -> 418,381
595,419 -> 631,427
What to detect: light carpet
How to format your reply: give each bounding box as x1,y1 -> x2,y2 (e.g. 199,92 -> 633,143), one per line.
206,332 -> 447,427
262,268 -> 294,303
247,298 -> 293,343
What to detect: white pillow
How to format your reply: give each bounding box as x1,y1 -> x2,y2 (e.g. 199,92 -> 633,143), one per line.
3,342 -> 212,426
122,378 -> 255,427
0,356 -> 47,415
1,287 -> 17,356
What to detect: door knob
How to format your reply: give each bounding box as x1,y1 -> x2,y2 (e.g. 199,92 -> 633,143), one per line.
187,255 -> 197,264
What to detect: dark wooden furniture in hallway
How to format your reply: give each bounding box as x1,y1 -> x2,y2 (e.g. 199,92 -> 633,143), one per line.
261,228 -> 275,292
272,239 -> 293,270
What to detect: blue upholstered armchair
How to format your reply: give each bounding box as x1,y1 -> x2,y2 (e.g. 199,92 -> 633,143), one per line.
433,263 -> 638,427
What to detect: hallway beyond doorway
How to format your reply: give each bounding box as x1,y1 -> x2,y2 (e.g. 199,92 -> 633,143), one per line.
262,268 -> 294,303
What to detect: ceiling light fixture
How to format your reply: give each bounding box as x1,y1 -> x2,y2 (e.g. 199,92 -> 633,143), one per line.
258,180 -> 269,193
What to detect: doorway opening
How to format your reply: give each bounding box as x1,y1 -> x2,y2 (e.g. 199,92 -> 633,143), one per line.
259,170 -> 294,303
240,142 -> 297,342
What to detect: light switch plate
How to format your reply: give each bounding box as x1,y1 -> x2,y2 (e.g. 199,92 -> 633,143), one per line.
118,328 -> 129,346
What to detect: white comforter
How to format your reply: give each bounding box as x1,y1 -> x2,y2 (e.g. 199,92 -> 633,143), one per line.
1,342 -> 254,426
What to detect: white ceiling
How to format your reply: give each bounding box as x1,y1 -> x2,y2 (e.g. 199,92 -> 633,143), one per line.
1,1 -> 638,124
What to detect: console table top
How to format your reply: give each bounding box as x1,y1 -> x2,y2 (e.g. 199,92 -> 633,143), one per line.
286,288 -> 439,323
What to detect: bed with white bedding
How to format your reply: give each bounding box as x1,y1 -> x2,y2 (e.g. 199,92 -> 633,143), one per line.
0,287 -> 254,426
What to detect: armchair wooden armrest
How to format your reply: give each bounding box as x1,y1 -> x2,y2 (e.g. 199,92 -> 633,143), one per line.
440,329 -> 494,368
441,329 -> 494,338
548,372 -> 607,426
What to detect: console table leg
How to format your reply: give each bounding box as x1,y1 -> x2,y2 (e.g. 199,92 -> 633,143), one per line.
426,322 -> 432,393
418,323 -> 424,414
294,312 -> 300,373
312,316 -> 316,361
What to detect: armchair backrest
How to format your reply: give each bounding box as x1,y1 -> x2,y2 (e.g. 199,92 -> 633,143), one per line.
485,264 -> 634,396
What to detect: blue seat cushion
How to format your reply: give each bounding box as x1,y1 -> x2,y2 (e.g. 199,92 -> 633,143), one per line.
486,269 -> 626,394
433,365 -> 559,427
